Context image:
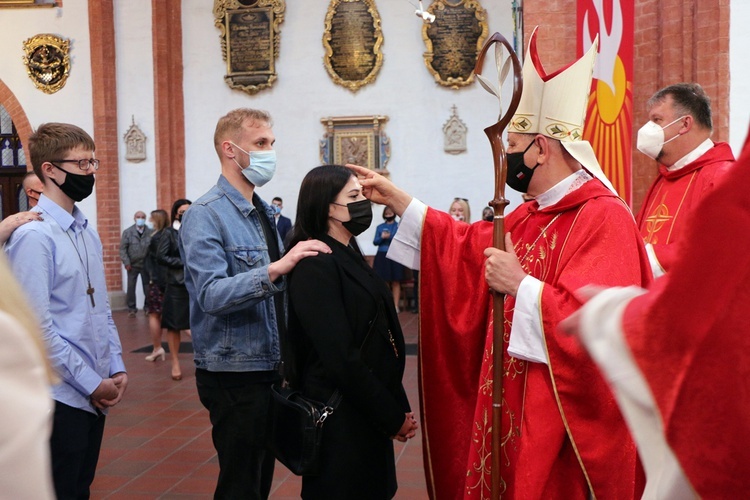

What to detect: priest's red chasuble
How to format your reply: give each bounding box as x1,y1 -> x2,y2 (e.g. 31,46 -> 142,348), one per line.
635,142 -> 734,272
420,179 -> 650,499
622,131 -> 750,498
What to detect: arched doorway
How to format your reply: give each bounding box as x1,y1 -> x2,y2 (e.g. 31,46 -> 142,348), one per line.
0,81 -> 33,219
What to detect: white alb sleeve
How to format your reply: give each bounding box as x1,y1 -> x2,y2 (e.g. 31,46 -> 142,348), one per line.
507,275 -> 548,364
385,198 -> 427,271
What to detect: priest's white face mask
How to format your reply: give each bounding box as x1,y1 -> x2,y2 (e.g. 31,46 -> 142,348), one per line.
636,116 -> 687,160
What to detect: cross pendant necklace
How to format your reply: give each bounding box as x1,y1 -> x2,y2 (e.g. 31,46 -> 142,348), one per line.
64,229 -> 95,307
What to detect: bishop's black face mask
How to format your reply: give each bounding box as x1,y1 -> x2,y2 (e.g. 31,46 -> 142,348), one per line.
332,199 -> 373,236
506,140 -> 539,194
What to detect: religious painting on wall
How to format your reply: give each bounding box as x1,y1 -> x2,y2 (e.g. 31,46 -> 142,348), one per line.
213,0 -> 285,95
22,33 -> 70,94
323,0 -> 384,92
319,116 -> 391,176
422,0 -> 488,89
578,0 -> 634,204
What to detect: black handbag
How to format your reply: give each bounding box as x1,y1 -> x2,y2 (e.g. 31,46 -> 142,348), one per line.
268,384 -> 342,476
268,296 -> 385,476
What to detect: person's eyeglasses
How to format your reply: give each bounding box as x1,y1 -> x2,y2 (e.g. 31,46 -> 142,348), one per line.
50,158 -> 100,171
454,197 -> 468,202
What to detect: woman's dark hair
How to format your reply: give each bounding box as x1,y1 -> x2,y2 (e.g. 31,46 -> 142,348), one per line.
287,165 -> 353,250
382,206 -> 395,220
170,198 -> 192,224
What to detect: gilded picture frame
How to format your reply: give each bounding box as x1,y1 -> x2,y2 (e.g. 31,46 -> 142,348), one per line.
213,0 -> 285,95
422,0 -> 488,89
320,116 -> 391,176
322,0 -> 384,92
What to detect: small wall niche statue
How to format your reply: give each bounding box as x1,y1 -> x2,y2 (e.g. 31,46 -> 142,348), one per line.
443,105 -> 467,154
213,0 -> 285,95
323,0 -> 384,92
320,116 -> 391,176
422,0 -> 488,89
123,116 -> 147,163
22,33 -> 70,94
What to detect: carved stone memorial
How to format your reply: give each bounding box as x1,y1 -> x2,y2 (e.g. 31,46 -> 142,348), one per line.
123,116 -> 147,163
213,0 -> 285,95
443,105 -> 467,154
323,0 -> 383,92
422,0 -> 488,89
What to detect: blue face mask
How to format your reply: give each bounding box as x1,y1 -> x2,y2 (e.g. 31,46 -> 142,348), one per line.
230,142 -> 277,187
135,218 -> 146,227
272,205 -> 282,215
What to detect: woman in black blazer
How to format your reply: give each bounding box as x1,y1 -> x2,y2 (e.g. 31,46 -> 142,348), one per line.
286,165 -> 417,499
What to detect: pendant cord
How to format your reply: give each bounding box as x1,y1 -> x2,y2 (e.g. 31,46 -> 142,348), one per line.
64,228 -> 94,302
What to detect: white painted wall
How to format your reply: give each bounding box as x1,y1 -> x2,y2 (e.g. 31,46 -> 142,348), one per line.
181,1 -> 517,254
730,0 -> 750,155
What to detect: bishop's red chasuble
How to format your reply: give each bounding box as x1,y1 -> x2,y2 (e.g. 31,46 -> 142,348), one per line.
419,179 -> 650,499
622,131 -> 750,498
636,143 -> 734,272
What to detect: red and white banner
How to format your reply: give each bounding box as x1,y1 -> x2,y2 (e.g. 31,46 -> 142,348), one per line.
578,0 -> 634,205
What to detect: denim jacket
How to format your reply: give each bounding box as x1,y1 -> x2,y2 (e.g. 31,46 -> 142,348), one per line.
178,175 -> 285,372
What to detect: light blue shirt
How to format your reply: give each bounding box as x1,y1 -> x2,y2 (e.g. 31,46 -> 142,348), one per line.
5,194 -> 125,414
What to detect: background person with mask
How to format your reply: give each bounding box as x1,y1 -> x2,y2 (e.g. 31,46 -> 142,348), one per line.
271,196 -> 292,243
372,206 -> 405,313
22,171 -> 44,208
157,200 -> 191,381
119,210 -> 153,316
179,108 -> 329,499
5,122 -> 128,499
0,171 -> 44,245
634,83 -> 734,277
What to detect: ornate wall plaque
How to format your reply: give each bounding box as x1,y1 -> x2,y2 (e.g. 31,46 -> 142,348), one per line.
123,116 -> 147,163
22,33 -> 70,94
443,105 -> 467,154
422,0 -> 488,89
213,0 -> 285,95
320,116 -> 390,175
323,0 -> 383,92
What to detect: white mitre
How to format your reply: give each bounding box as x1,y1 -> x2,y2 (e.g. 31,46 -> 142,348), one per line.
510,27 -> 616,194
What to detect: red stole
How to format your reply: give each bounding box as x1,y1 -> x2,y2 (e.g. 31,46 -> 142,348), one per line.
622,131 -> 750,497
420,179 -> 650,499
636,142 -> 734,271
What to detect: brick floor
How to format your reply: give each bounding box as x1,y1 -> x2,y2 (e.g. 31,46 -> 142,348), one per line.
91,310 -> 427,499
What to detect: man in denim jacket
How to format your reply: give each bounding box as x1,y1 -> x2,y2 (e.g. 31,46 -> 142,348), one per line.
179,108 -> 329,499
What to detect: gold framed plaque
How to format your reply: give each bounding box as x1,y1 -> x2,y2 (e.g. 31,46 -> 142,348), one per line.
422,0 -> 488,89
320,116 -> 391,175
22,33 -> 70,94
213,0 -> 285,95
323,0 -> 384,92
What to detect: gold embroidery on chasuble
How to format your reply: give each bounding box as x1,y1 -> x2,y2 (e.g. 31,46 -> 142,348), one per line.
644,193 -> 673,245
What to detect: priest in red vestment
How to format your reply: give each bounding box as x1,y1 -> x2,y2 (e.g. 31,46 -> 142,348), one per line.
349,28 -> 650,500
635,83 -> 734,277
569,125 -> 750,498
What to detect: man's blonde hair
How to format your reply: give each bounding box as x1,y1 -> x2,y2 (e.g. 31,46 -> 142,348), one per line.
213,108 -> 272,158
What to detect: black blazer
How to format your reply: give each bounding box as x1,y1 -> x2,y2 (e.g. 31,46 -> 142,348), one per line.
287,234 -> 410,498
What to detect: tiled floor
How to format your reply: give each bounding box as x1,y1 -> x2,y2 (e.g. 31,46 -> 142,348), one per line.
91,310 -> 428,499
